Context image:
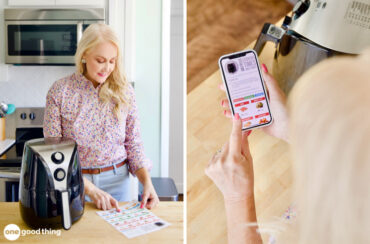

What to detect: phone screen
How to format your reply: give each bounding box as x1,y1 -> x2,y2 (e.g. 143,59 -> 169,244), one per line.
219,50 -> 272,130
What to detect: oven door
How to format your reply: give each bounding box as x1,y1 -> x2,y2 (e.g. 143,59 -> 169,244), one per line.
5,20 -> 82,64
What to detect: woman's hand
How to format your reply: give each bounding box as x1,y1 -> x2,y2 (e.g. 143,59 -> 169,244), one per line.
205,114 -> 263,244
83,177 -> 120,211
219,64 -> 289,142
135,168 -> 160,209
205,113 -> 255,200
141,182 -> 160,210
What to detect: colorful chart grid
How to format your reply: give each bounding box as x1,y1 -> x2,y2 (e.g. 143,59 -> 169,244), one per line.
96,201 -> 171,239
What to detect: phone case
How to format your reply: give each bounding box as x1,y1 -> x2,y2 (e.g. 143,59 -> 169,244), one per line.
218,49 -> 273,131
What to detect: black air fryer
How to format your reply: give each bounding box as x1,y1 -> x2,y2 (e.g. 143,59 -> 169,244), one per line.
19,137 -> 84,230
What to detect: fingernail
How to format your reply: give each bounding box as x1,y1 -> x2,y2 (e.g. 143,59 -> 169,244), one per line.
234,113 -> 240,121
223,110 -> 226,115
262,64 -> 268,73
221,100 -> 224,106
247,130 -> 252,136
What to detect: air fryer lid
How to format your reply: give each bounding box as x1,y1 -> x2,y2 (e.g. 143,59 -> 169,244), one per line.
289,0 -> 370,54
26,137 -> 77,230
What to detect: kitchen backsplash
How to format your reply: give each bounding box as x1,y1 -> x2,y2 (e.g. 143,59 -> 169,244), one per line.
0,65 -> 75,107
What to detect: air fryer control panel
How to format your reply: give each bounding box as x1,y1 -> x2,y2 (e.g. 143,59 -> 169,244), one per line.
28,139 -> 74,191
51,152 -> 64,164
54,168 -> 66,181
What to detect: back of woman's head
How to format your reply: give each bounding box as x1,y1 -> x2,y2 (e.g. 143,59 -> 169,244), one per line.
285,48 -> 370,244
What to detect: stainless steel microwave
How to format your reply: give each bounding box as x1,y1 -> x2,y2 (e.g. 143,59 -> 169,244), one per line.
4,8 -> 105,65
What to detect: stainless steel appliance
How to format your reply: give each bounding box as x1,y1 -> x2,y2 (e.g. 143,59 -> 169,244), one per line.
4,8 -> 105,65
254,0 -> 370,94
19,137 -> 84,230
0,107 -> 44,202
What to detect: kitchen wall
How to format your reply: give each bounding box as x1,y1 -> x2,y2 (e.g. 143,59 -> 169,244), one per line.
135,0 -> 162,179
0,0 -> 76,106
0,64 -> 75,107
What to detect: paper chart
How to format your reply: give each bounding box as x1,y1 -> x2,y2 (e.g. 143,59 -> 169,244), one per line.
96,201 -> 171,239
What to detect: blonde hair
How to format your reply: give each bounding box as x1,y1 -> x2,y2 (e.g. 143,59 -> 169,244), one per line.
74,23 -> 129,119
277,48 -> 370,243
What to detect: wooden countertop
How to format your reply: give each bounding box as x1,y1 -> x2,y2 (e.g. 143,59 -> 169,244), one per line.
0,201 -> 183,243
187,21 -> 293,243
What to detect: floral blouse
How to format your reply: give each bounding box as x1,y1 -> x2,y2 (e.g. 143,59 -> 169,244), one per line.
43,72 -> 152,175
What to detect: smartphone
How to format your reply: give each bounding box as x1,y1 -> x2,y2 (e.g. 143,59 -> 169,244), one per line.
218,49 -> 273,130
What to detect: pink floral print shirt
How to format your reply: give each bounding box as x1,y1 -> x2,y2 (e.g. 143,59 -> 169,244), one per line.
43,72 -> 152,175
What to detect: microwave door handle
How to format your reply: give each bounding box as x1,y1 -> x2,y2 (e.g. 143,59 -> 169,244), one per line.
77,22 -> 83,42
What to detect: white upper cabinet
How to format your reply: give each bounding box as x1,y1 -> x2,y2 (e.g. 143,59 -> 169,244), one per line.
55,0 -> 105,6
8,0 -> 55,5
8,0 -> 105,6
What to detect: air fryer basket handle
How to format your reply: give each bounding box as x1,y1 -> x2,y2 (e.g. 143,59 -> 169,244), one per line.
253,23 -> 285,55
61,190 -> 72,230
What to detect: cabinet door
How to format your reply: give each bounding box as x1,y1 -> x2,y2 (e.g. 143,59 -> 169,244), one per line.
55,0 -> 105,6
8,0 -> 55,5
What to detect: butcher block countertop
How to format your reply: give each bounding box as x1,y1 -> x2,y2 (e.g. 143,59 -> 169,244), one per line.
0,201 -> 183,243
187,19 -> 293,243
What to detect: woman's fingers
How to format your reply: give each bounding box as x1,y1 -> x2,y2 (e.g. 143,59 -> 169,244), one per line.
229,113 -> 242,156
221,99 -> 229,108
223,110 -> 232,118
105,195 -> 112,210
218,83 -> 226,91
261,64 -> 286,101
111,197 -> 120,212
101,199 -> 107,211
146,196 -> 159,210
141,193 -> 149,209
208,141 -> 229,169
241,131 -> 252,157
221,98 -> 232,118
219,91 -> 233,118
92,188 -> 120,211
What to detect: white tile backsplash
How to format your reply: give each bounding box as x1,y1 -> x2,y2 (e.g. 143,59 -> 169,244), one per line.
0,65 -> 75,107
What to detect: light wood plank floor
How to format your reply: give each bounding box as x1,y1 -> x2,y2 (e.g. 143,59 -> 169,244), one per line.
187,0 -> 292,93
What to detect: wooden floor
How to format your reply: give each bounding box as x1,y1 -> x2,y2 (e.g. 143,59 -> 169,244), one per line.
187,0 -> 292,93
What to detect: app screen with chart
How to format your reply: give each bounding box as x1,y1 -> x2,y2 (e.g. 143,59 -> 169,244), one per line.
221,52 -> 272,129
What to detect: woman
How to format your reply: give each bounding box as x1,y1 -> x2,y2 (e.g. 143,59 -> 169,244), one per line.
44,23 -> 159,211
206,49 -> 370,243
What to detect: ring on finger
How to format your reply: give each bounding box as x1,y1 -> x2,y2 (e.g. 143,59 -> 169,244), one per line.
213,148 -> 222,158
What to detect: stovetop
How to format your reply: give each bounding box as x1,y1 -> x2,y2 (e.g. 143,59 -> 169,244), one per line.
0,107 -> 44,170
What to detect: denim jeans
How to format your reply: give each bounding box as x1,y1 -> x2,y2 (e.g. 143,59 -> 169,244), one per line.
83,162 -> 131,202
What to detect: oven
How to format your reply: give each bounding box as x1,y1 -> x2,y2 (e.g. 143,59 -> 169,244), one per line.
4,8 -> 105,65
0,108 -> 44,202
